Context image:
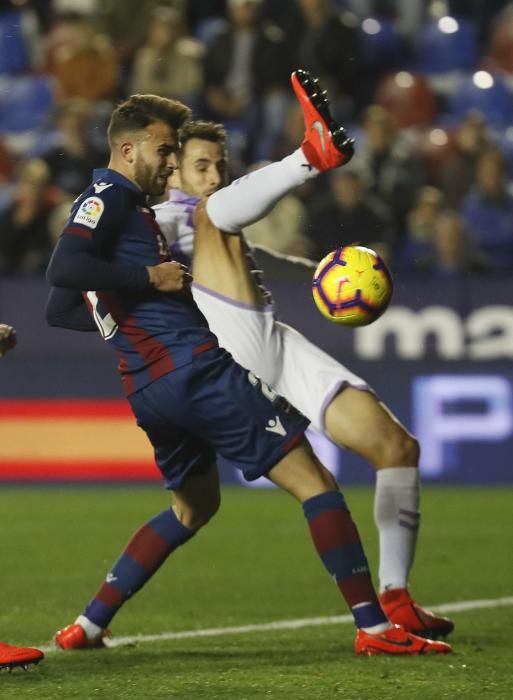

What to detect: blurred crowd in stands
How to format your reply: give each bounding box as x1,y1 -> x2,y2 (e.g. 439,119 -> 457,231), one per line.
2,0 -> 513,280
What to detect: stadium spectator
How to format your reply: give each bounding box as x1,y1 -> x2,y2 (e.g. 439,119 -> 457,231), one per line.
0,137 -> 13,183
348,104 -> 426,237
415,209 -> 491,277
47,13 -> 120,102
95,0 -> 180,63
293,0 -> 362,118
438,112 -> 491,208
396,185 -> 445,268
461,147 -> 513,271
39,98 -> 96,197
406,186 -> 445,244
184,0 -> 227,38
0,159 -> 57,274
46,91 -> 450,657
52,0 -> 98,15
202,0 -> 293,164
130,6 -> 203,107
304,169 -> 394,261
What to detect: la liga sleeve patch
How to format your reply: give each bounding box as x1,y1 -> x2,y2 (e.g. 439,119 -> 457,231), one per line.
73,196 -> 105,229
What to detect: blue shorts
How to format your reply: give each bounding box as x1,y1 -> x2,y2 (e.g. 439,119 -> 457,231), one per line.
128,347 -> 309,489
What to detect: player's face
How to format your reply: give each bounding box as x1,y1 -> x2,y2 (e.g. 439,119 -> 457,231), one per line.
177,139 -> 228,198
133,121 -> 177,196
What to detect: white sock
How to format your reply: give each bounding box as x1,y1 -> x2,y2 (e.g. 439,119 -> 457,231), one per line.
374,467 -> 420,593
75,614 -> 103,639
361,621 -> 392,634
206,148 -> 318,233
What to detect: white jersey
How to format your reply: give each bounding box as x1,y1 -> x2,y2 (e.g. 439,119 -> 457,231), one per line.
154,190 -> 368,433
153,189 -> 196,265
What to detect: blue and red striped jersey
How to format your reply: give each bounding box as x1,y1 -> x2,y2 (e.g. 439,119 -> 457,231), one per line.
47,168 -> 217,395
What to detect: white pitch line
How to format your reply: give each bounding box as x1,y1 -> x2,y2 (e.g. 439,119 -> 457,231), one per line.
41,595 -> 513,653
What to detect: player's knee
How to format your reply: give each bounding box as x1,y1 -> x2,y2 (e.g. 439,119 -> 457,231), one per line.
318,464 -> 338,491
374,429 -> 420,469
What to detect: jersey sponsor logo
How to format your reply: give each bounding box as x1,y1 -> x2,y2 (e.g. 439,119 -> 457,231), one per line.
265,416 -> 286,437
93,182 -> 113,194
73,197 -> 105,229
312,120 -> 326,152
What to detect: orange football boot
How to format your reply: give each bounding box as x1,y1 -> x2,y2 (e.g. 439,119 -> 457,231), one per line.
291,68 -> 355,171
54,623 -> 108,650
0,642 -> 44,671
380,588 -> 455,639
355,624 -> 452,656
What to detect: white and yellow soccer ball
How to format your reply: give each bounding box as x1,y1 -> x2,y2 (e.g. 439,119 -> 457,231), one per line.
312,245 -> 393,326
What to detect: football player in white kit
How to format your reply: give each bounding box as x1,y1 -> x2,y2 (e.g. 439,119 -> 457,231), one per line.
152,70 -> 454,639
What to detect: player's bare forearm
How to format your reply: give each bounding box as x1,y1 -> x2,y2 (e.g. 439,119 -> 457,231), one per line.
0,323 -> 17,357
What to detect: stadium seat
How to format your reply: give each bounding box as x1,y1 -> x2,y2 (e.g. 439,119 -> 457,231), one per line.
373,72 -> 437,128
193,16 -> 228,45
359,16 -> 407,72
415,127 -> 455,180
448,72 -> 513,127
0,75 -> 54,133
416,16 -> 479,75
0,10 -> 30,75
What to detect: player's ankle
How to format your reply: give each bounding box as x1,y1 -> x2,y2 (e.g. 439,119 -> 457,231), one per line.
75,615 -> 104,640
360,621 -> 392,634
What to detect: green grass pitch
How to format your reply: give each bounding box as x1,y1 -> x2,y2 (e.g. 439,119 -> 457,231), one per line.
0,486 -> 512,699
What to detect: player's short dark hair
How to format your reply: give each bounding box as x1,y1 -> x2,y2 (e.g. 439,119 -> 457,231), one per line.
178,120 -> 227,156
107,94 -> 191,146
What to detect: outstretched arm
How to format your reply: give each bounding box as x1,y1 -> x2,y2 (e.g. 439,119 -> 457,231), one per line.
251,243 -> 317,270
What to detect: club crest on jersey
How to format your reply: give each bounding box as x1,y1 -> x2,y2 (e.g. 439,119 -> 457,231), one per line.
73,196 -> 105,229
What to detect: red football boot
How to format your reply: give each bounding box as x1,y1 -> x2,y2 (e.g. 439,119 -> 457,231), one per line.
0,642 -> 44,671
291,68 -> 355,171
54,623 -> 108,650
355,624 -> 452,656
380,588 -> 455,639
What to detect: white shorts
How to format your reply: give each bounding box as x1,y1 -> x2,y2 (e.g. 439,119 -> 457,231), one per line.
192,284 -> 370,434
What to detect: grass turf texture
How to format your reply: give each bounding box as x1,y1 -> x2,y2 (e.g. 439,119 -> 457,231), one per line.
0,486 -> 512,699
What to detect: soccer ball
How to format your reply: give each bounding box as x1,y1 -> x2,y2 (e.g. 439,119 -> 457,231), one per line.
312,245 -> 393,326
